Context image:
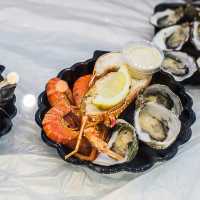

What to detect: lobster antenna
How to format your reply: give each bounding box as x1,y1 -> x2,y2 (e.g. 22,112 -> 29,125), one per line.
64,115 -> 88,160
88,73 -> 96,87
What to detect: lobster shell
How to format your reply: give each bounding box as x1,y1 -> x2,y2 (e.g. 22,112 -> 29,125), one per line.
80,72 -> 152,128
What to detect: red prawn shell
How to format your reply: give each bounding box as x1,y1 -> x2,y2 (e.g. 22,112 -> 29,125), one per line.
73,74 -> 92,106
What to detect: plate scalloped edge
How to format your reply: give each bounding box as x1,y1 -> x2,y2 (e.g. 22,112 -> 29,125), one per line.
35,51 -> 196,174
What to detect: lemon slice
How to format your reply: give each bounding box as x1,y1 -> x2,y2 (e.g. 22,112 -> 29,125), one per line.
93,64 -> 131,109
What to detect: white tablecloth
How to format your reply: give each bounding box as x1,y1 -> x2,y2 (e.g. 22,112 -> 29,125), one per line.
0,0 -> 199,199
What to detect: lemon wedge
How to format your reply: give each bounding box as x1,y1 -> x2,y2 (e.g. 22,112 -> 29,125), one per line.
93,64 -> 131,109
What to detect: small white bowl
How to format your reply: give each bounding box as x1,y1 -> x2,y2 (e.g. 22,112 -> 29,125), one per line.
122,41 -> 164,79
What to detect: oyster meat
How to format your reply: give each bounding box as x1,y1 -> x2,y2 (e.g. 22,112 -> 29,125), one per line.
161,51 -> 197,82
191,21 -> 200,51
93,119 -> 138,166
139,110 -> 168,141
150,7 -> 184,28
153,23 -> 190,51
138,84 -> 183,116
135,102 -> 181,149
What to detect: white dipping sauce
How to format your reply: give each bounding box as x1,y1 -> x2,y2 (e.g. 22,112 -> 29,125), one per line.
123,43 -> 164,74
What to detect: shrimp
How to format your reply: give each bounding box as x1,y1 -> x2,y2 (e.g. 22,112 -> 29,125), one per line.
46,77 -> 74,107
43,77 -> 100,161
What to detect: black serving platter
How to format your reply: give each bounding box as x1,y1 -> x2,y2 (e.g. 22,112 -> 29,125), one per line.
153,2 -> 200,85
0,65 -> 17,137
35,51 -> 196,173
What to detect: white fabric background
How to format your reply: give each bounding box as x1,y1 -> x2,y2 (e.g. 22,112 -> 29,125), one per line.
0,0 -> 199,199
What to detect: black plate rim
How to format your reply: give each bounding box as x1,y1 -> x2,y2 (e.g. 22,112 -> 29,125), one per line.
35,51 -> 196,174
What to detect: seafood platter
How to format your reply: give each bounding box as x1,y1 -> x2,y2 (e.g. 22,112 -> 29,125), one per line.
0,65 -> 18,137
35,42 -> 196,173
151,2 -> 200,85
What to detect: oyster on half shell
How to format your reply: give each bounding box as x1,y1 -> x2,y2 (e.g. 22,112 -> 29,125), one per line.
0,72 -> 19,106
153,23 -> 190,51
137,84 -> 183,116
161,51 -> 197,82
150,7 -> 184,28
184,4 -> 200,21
93,119 -> 138,166
135,102 -> 181,150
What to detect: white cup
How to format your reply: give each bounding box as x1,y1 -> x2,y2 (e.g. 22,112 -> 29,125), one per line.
122,41 -> 164,79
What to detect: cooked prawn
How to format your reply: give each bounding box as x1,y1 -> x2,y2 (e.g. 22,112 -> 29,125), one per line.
46,77 -> 74,107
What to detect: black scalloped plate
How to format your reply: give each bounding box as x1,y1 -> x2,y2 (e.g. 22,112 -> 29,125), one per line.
0,65 -> 17,138
153,2 -> 200,85
35,51 -> 196,173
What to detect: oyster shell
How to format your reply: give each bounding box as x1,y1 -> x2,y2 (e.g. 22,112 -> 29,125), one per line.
184,4 -> 200,21
153,23 -> 190,51
135,102 -> 181,149
150,7 -> 184,28
197,57 -> 200,68
191,21 -> 200,51
0,107 -> 12,136
161,51 -> 197,82
93,119 -> 138,166
138,84 -> 183,116
0,72 -> 19,106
